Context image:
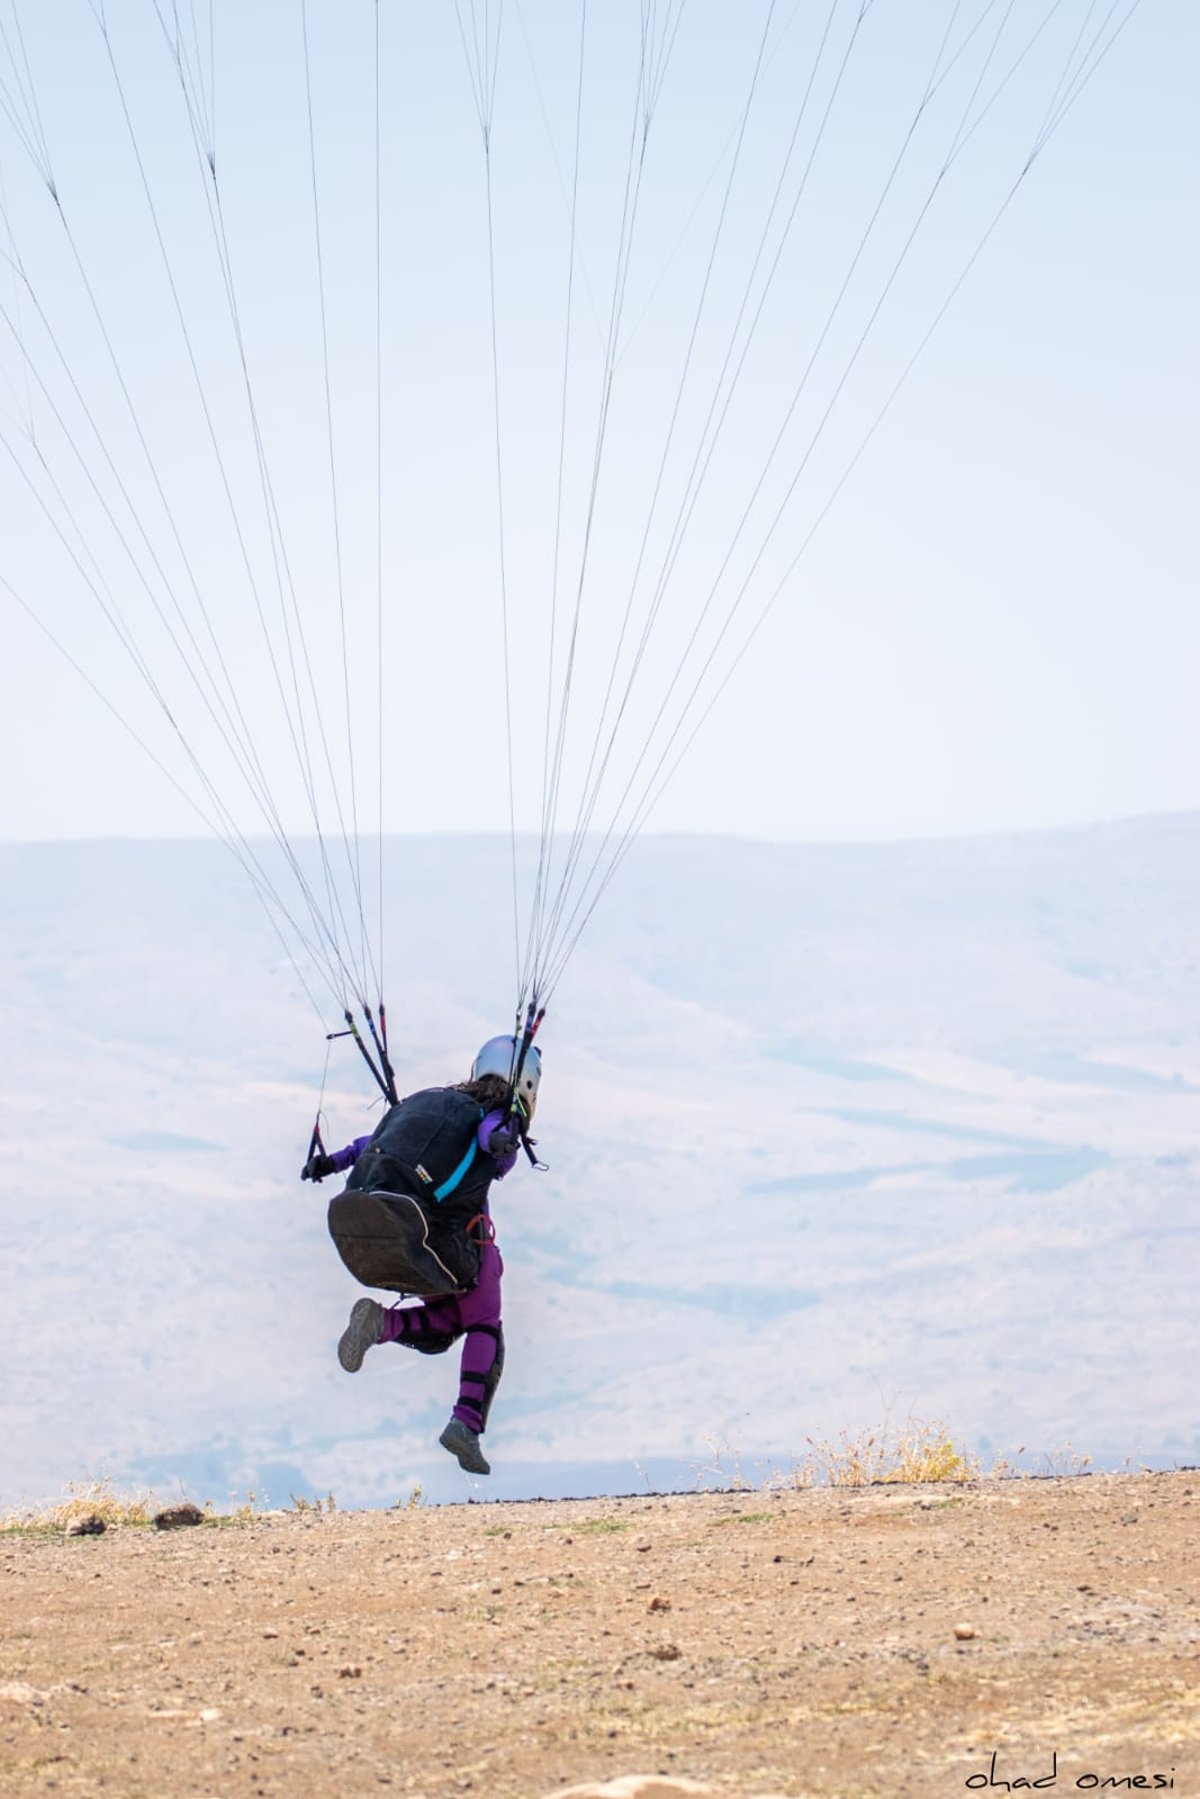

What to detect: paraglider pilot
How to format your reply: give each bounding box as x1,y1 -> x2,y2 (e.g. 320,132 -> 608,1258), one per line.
302,1035 -> 541,1477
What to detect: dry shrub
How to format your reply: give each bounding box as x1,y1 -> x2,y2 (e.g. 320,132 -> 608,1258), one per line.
1,1476 -> 156,1533
288,1491 -> 337,1515
794,1417 -> 982,1488
1,1477 -> 273,1533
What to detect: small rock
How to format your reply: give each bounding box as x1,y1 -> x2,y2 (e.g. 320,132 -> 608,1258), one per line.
650,1642 -> 682,1661
66,1514 -> 106,1537
0,1682 -> 43,1706
154,1503 -> 206,1531
647,1596 -> 671,1613
337,1664 -> 363,1679
954,1622 -> 977,1640
262,1629 -> 279,1639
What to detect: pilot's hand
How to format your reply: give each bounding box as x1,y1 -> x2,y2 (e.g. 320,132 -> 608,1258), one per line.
301,1152 -> 337,1183
484,1123 -> 520,1161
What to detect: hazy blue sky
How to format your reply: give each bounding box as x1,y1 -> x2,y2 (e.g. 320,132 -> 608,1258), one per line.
0,0 -> 1195,848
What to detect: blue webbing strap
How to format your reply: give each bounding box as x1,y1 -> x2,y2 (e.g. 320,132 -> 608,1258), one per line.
433,1139 -> 478,1202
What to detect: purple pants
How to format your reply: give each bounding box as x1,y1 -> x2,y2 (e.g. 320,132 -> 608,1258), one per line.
379,1242 -> 504,1434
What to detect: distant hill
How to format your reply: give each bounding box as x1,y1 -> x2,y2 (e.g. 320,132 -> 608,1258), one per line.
1,819 -> 1197,1508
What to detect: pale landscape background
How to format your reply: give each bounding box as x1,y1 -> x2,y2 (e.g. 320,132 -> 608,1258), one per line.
1,815 -> 1196,1510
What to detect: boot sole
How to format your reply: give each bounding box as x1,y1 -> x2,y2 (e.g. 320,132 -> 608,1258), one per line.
338,1297 -> 381,1373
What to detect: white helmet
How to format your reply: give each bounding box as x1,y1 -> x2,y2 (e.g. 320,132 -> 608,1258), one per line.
471,1034 -> 542,1120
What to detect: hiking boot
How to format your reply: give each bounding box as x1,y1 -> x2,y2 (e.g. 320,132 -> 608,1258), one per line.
439,1418 -> 491,1475
338,1296 -> 384,1372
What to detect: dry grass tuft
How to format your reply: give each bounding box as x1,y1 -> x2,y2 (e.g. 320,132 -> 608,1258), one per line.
1,1476 -> 157,1534
694,1415 -> 985,1493
288,1490 -> 338,1515
0,1477 -> 288,1534
795,1418 -> 981,1488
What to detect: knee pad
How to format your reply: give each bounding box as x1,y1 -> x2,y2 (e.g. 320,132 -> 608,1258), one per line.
395,1310 -> 458,1356
461,1324 -> 505,1431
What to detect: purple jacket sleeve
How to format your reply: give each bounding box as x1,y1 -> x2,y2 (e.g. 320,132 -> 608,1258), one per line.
478,1109 -> 518,1180
329,1134 -> 372,1175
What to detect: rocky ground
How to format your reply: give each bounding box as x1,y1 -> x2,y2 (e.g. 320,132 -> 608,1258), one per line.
1,1472 -> 1196,1799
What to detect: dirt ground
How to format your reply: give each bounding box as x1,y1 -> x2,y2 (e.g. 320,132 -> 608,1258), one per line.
1,1471 -> 1196,1799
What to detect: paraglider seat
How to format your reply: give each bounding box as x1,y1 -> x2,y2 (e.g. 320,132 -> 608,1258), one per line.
327,1188 -> 477,1297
